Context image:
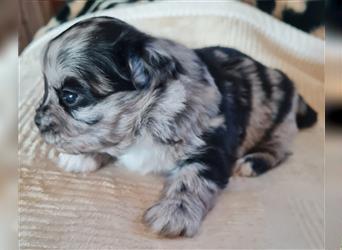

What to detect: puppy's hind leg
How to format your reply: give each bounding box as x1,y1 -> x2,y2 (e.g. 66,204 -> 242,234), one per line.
234,150 -> 285,177
57,153 -> 113,173
234,116 -> 298,177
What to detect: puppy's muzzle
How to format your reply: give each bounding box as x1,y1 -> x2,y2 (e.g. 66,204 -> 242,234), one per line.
34,107 -> 56,134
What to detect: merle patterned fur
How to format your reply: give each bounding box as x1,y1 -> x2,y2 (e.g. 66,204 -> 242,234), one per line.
35,17 -> 317,237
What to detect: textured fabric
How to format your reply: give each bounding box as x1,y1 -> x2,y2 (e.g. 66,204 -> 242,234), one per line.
19,1 -> 324,249
34,0 -> 325,39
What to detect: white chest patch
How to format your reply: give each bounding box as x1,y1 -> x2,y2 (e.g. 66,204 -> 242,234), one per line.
117,133 -> 177,175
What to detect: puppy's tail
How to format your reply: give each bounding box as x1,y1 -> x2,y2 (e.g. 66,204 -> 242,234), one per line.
296,95 -> 318,129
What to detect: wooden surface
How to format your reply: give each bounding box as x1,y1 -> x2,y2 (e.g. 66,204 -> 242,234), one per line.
0,0 -> 16,46
19,0 -> 64,53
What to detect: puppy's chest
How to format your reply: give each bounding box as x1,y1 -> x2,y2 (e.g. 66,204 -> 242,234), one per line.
117,134 -> 178,175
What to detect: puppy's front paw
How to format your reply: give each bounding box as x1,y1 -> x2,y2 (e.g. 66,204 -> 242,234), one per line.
143,199 -> 202,237
57,153 -> 99,173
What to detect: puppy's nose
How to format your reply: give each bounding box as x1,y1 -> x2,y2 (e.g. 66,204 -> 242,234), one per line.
34,113 -> 42,127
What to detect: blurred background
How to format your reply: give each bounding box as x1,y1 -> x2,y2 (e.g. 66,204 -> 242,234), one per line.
325,0 -> 342,249
0,0 -> 340,249
19,0 -> 64,53
0,0 -> 17,249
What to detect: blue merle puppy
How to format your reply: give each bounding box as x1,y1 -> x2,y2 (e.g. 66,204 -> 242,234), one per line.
34,17 -> 317,237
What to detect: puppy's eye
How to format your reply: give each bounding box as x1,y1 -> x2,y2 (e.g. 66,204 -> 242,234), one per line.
62,90 -> 78,105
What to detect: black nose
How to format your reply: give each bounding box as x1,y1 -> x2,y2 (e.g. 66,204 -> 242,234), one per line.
34,113 -> 42,127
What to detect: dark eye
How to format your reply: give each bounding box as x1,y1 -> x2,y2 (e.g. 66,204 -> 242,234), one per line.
62,90 -> 78,105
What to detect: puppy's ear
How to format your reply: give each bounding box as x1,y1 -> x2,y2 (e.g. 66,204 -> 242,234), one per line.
128,44 -> 177,89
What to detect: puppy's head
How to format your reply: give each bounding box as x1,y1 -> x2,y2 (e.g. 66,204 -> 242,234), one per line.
34,17 -> 180,154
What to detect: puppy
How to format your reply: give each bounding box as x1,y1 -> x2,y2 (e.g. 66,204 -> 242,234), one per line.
35,16 -> 317,237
